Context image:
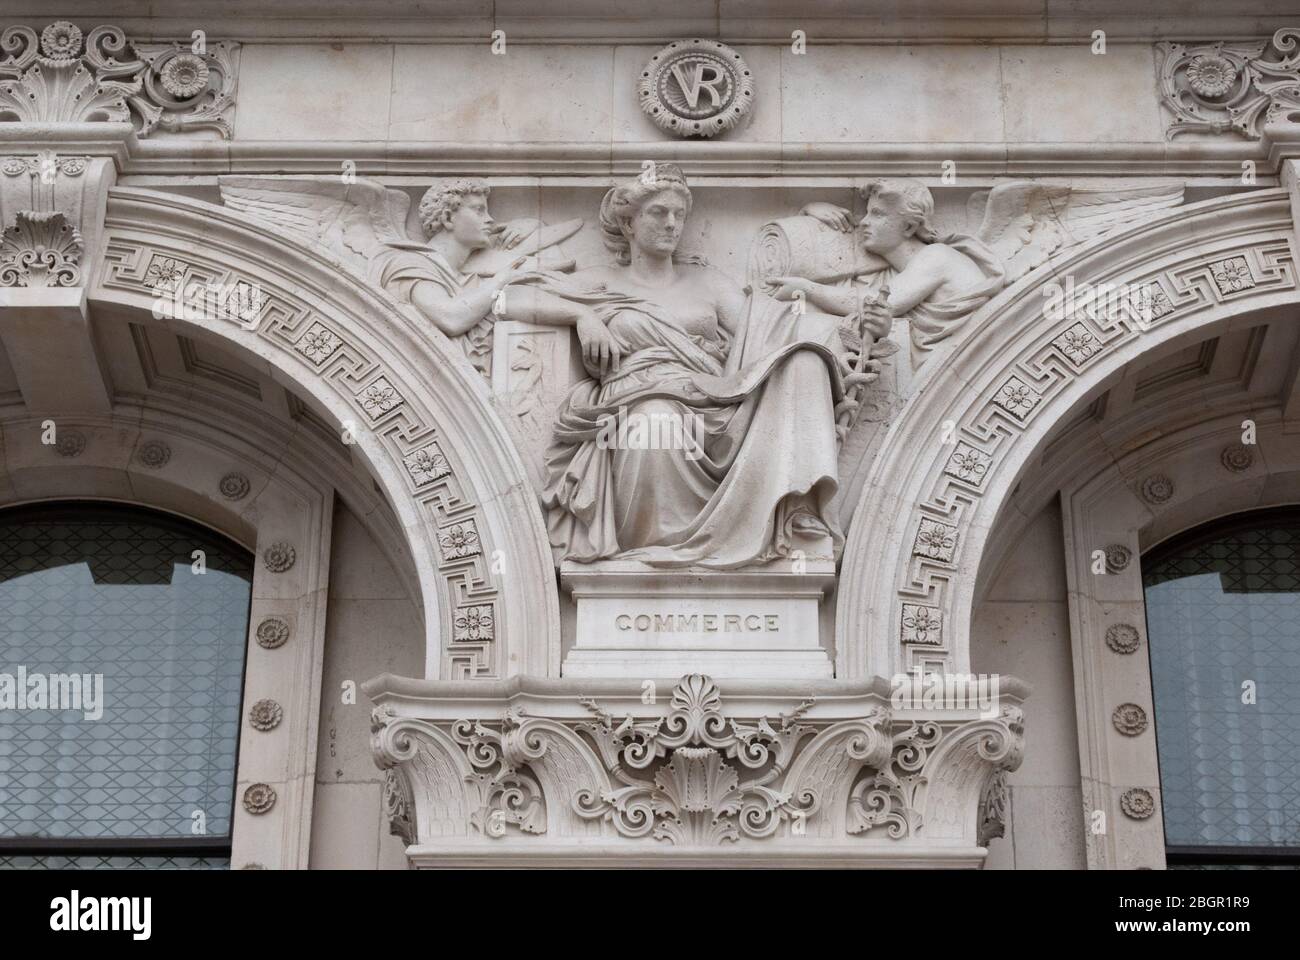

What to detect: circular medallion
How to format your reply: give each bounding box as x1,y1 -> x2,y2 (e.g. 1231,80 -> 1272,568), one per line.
255,617 -> 290,649
1105,623 -> 1142,655
1221,442 -> 1254,473
249,699 -> 283,732
263,542 -> 296,573
219,472 -> 251,501
138,440 -> 171,469
55,430 -> 86,458
1104,543 -> 1132,573
1120,788 -> 1155,820
1112,703 -> 1149,736
639,40 -> 754,138
243,783 -> 276,815
1139,474 -> 1174,505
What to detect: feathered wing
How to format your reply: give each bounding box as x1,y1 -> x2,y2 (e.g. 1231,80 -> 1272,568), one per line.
973,181 -> 1184,285
217,176 -> 415,279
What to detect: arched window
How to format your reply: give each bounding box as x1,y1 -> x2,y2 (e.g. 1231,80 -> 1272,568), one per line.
1142,508 -> 1300,868
0,502 -> 253,869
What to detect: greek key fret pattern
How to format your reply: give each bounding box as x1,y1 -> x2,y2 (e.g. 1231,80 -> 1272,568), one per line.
897,241 -> 1296,664
99,238 -> 503,678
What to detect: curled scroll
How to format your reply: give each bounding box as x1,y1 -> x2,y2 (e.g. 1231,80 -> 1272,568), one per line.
747,216 -> 883,285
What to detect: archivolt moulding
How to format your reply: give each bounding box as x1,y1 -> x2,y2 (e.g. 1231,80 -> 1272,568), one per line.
836,188 -> 1300,680
89,186 -> 561,680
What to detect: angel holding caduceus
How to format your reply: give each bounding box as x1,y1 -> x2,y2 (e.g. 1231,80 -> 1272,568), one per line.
218,176 -> 583,376
758,177 -> 1184,387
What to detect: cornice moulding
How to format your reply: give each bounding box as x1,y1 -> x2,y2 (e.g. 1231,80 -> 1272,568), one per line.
7,2 -> 1299,44
362,671 -> 1033,719
6,124 -> 1300,180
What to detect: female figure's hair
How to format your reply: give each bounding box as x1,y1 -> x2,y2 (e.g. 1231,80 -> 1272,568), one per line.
858,178 -> 939,243
418,178 -> 490,237
599,163 -> 694,264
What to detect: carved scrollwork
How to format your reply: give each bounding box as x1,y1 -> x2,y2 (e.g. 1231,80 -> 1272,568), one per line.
573,675 -> 820,845
368,675 -> 1024,861
847,719 -> 942,838
450,711 -> 547,837
0,22 -> 239,137
1158,29 -> 1300,139
0,210 -> 82,287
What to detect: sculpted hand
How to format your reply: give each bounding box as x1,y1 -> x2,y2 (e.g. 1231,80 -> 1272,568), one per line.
859,299 -> 893,340
492,256 -> 544,290
494,218 -> 541,249
764,275 -> 813,301
576,312 -> 621,378
799,202 -> 855,233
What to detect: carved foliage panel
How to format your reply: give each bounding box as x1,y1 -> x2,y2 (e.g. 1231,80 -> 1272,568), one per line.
0,21 -> 238,137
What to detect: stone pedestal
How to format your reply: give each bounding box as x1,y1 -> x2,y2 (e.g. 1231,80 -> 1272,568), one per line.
560,559 -> 835,678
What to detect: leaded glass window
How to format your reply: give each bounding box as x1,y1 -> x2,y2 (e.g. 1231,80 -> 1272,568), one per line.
0,503 -> 252,868
1142,510 -> 1300,866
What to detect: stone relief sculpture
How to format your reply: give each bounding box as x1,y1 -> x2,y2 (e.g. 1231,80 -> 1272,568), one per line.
752,177 -> 1185,527
492,163 -> 872,568
758,178 -> 1185,377
217,176 -> 582,376
216,171 -> 1187,573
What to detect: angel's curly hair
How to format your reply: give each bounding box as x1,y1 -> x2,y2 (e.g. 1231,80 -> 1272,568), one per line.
599,163 -> 693,264
418,178 -> 491,237
858,178 -> 939,243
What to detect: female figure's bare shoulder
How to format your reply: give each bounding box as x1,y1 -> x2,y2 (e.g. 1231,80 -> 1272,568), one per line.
573,262 -> 622,286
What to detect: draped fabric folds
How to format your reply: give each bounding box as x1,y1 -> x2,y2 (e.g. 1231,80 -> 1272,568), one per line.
540,277 -> 845,568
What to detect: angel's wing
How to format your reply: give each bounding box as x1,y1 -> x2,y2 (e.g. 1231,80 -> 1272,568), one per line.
217,177 -> 414,278
973,181 -> 1184,285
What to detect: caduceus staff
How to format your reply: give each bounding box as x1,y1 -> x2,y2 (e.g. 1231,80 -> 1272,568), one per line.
833,284 -> 891,444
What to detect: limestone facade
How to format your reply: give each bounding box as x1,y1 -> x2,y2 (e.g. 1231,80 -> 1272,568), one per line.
2,1 -> 1299,869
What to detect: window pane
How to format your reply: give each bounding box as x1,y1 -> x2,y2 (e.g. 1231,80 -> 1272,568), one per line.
0,855 -> 230,870
0,504 -> 252,842
1143,518 -> 1300,851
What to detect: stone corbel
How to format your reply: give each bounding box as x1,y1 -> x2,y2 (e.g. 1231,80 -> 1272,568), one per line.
366,673 -> 1027,868
0,136 -> 120,413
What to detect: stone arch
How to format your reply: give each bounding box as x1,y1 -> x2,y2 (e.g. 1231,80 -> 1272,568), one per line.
88,186 -> 561,681
836,188 -> 1300,680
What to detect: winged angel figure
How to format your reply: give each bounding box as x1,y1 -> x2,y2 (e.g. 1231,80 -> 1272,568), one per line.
753,177 -> 1184,528
217,176 -> 583,376
760,178 -> 1185,374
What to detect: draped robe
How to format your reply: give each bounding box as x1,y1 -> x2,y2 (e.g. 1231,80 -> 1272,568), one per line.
542,277 -> 846,568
